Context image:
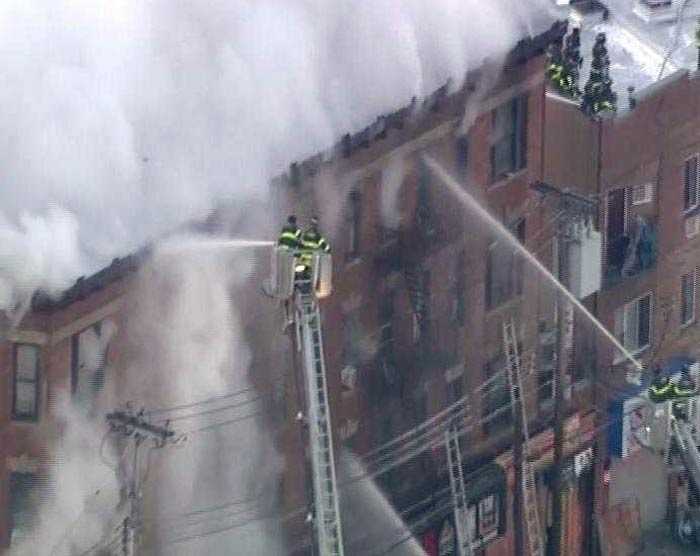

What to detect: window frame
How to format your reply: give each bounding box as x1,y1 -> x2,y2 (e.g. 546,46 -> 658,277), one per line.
485,219 -> 525,310
614,292 -> 653,362
684,154 -> 700,213
12,344 -> 40,422
347,189 -> 362,259
466,491 -> 503,547
681,269 -> 697,327
490,95 -> 527,183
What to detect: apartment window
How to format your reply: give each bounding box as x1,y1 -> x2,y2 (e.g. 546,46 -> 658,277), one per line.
606,187 -> 628,268
9,472 -> 39,545
71,323 -> 107,409
347,189 -> 362,258
416,161 -> 436,238
490,95 -> 527,181
482,354 -> 512,433
451,250 -> 466,326
614,293 -> 652,360
681,270 -> 696,326
456,135 -> 469,175
378,291 -> 395,359
12,344 -> 40,421
684,155 -> 699,212
467,493 -> 502,546
632,182 -> 654,205
485,220 -> 525,310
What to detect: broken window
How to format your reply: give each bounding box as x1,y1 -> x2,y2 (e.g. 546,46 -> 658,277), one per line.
416,161 -> 436,238
72,322 -> 109,410
482,353 -> 512,433
13,344 -> 40,421
9,472 -> 40,546
485,220 -> 525,310
684,154 -> 699,212
451,250 -> 466,326
347,189 -> 362,258
456,135 -> 469,176
490,95 -> 527,181
681,270 -> 696,326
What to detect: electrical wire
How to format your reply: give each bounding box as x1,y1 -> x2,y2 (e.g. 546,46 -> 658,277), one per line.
157,507 -> 307,548
146,386 -> 255,416
182,410 -> 264,435
161,395 -> 263,423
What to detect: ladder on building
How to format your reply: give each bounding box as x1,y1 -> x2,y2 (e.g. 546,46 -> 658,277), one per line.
445,425 -> 474,556
503,319 -> 544,556
296,290 -> 345,556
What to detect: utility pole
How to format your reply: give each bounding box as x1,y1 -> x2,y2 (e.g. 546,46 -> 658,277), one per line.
106,405 -> 179,556
531,182 -> 597,555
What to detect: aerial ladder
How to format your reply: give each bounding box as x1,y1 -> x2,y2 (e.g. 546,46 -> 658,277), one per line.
503,319 -> 544,556
268,245 -> 344,556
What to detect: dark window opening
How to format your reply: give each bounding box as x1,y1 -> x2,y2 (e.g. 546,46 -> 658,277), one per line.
71,322 -> 108,411
347,189 -> 362,258
482,354 -> 513,433
12,344 -> 40,421
485,220 -> 525,310
490,95 -> 527,182
684,155 -> 699,212
9,472 -> 40,546
681,271 -> 696,326
456,135 -> 469,176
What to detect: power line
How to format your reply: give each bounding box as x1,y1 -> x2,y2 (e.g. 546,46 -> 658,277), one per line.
182,410 -> 264,435
163,395 -> 263,423
146,386 -> 255,416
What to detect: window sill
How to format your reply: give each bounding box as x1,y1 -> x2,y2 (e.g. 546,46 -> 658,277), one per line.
613,344 -> 649,366
344,255 -> 363,268
11,415 -> 39,424
485,295 -> 523,316
489,168 -> 528,190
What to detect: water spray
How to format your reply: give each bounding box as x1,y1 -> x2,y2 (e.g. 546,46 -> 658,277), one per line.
422,155 -> 643,372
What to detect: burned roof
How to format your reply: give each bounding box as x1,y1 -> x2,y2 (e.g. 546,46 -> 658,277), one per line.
31,250 -> 146,312
278,19 -> 568,187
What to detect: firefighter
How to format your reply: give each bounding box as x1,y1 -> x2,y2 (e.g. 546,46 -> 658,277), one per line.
300,217 -> 330,270
649,367 -> 673,403
301,217 -> 331,253
278,215 -> 302,250
673,365 -> 698,399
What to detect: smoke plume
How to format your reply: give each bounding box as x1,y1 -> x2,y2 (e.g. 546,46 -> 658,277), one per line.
0,0 -> 558,312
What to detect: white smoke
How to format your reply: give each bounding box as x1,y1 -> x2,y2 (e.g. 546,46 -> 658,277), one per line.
1,1 -> 563,553
0,0 -> 559,312
10,397 -> 121,556
114,237 -> 284,554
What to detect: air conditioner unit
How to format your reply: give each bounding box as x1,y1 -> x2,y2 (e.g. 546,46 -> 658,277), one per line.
568,225 -> 602,299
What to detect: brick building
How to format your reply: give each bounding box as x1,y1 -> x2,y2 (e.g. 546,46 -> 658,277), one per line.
274,19 -> 599,556
544,67 -> 700,545
0,17 -> 611,556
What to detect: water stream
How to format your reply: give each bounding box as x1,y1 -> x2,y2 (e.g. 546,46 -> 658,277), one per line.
339,451 -> 427,556
423,155 -> 643,372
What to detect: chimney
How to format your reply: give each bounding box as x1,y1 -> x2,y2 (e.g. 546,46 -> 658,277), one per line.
627,86 -> 637,110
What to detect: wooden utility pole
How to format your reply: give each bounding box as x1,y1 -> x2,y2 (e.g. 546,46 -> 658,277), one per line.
106,406 -> 178,556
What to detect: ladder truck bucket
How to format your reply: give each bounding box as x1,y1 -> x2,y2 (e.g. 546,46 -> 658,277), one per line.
270,246 -> 296,300
313,252 -> 333,299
